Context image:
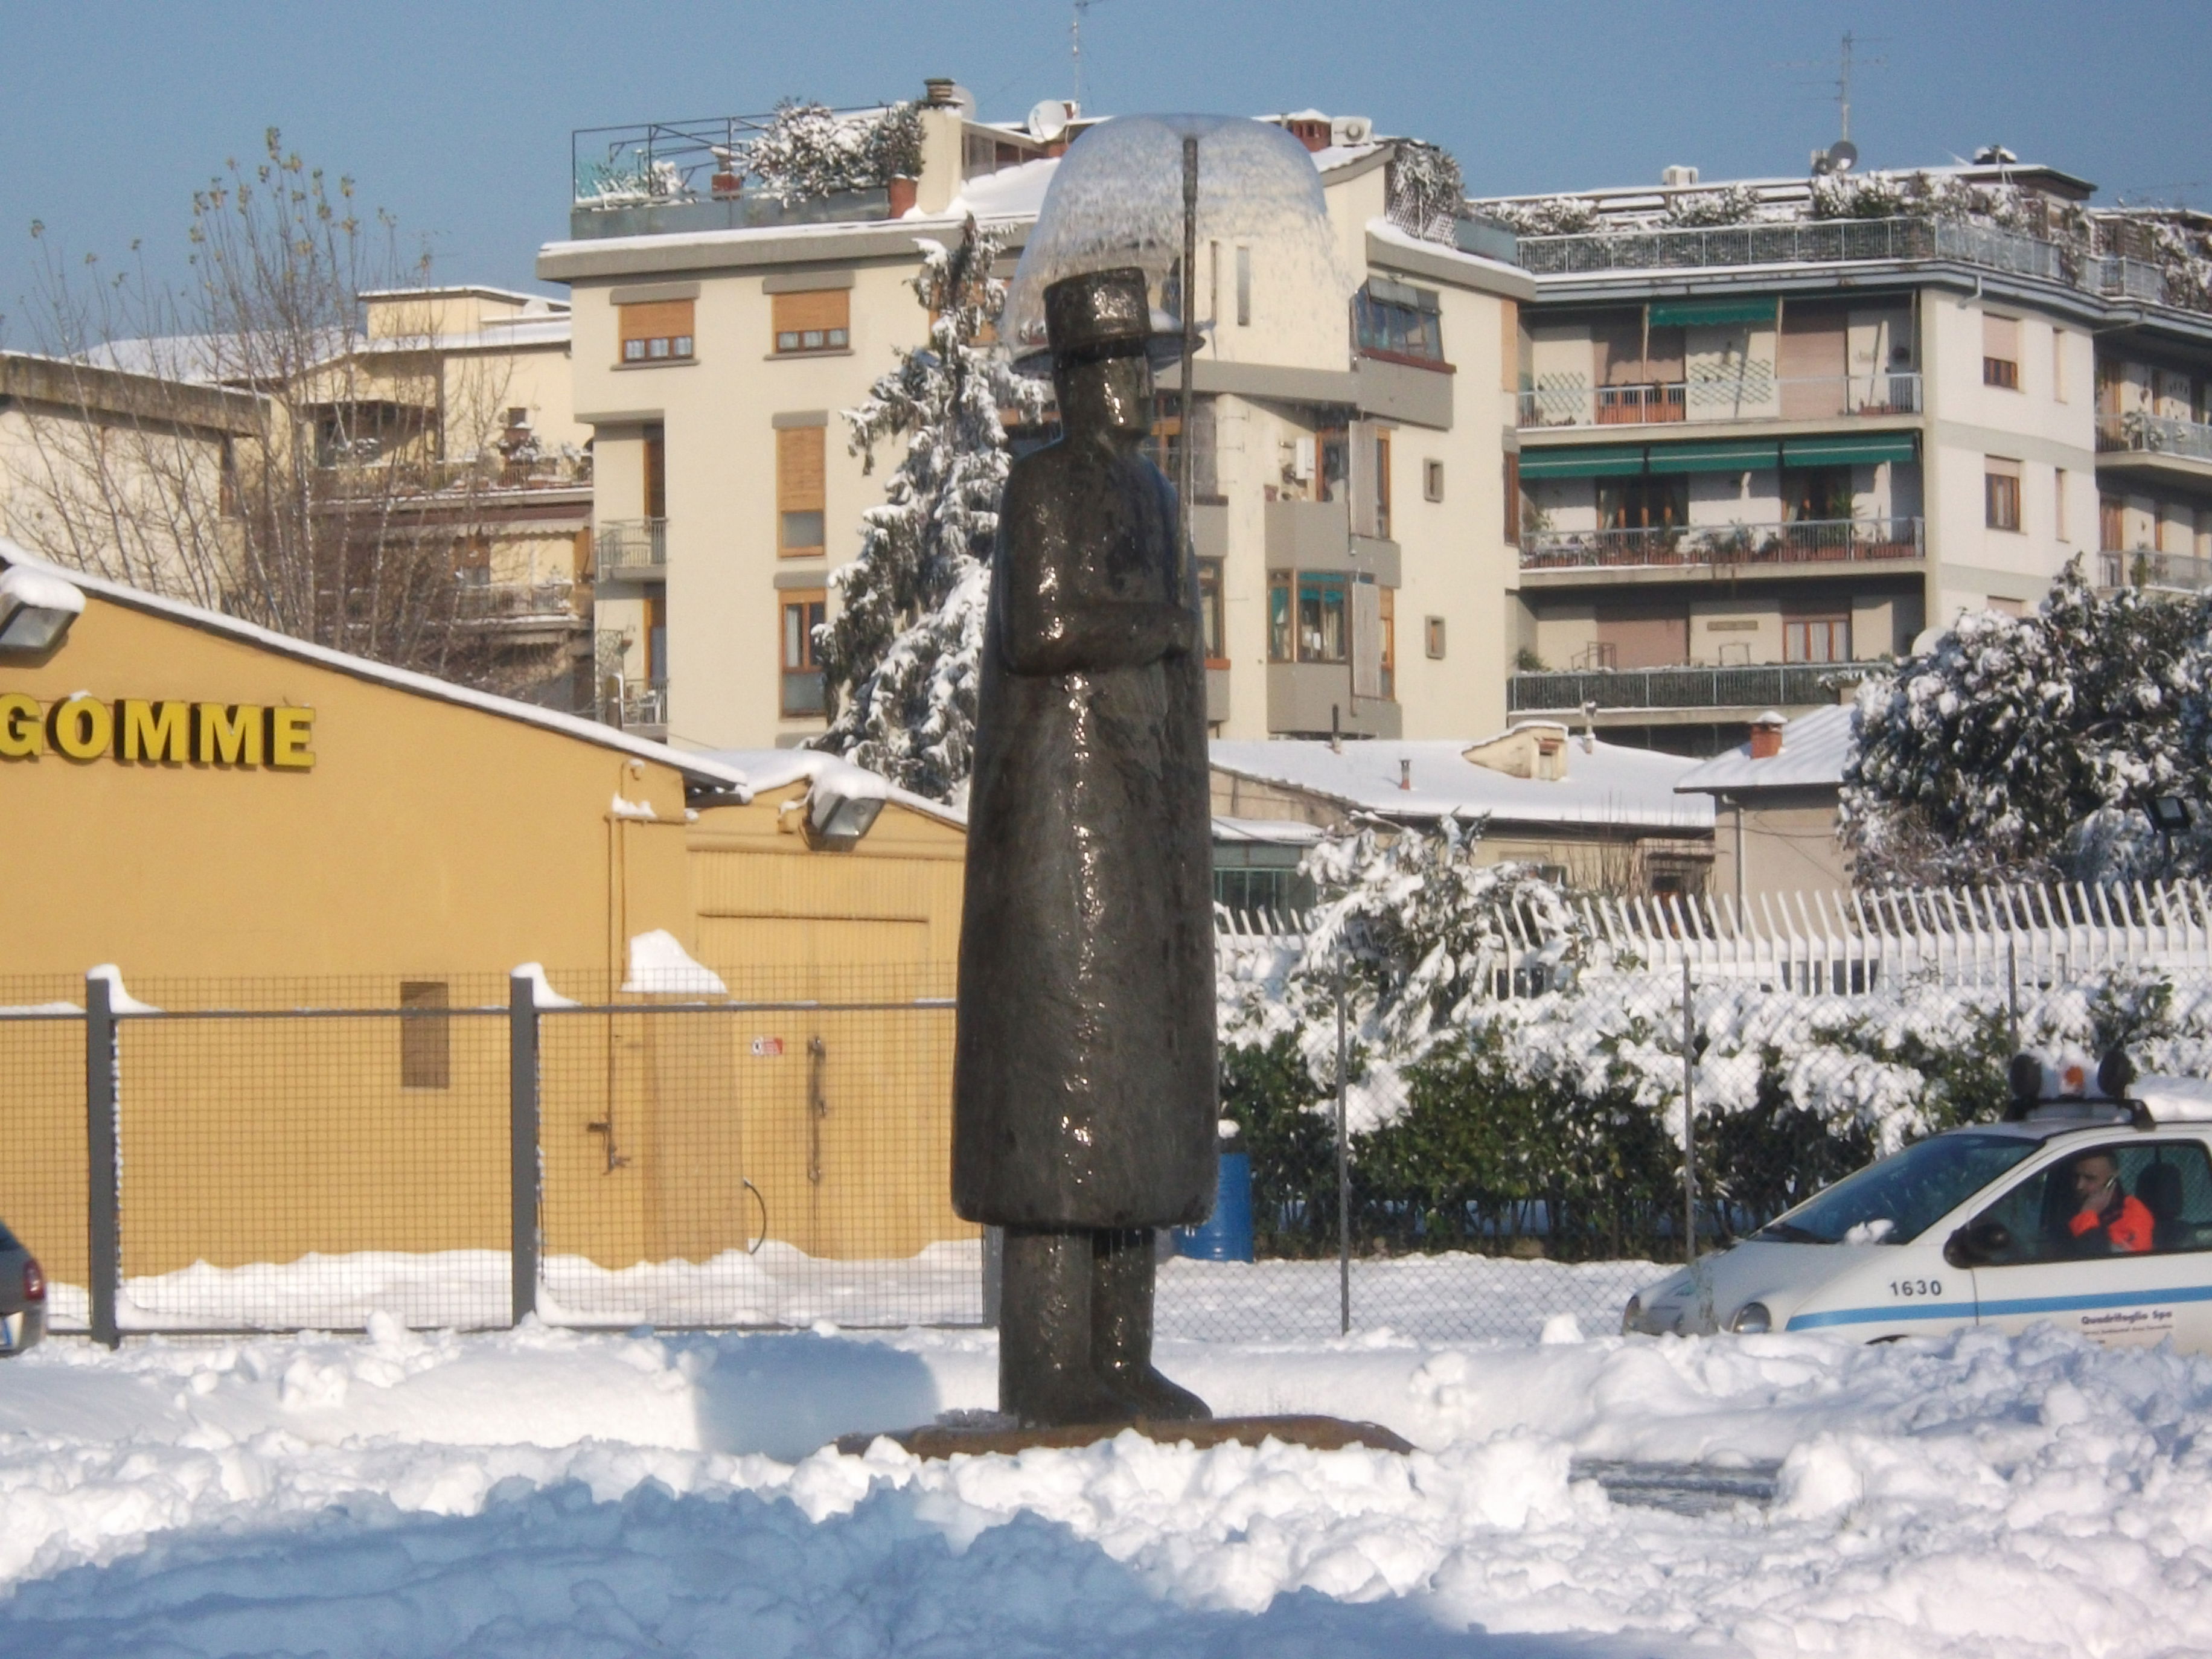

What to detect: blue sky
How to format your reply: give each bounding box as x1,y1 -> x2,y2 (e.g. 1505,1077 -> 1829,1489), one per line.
1,0 -> 2205,329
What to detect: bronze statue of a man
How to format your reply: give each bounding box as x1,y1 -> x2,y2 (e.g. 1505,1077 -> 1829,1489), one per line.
953,267 -> 1216,1427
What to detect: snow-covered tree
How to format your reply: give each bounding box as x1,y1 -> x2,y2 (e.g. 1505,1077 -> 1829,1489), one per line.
746,101 -> 923,205
1385,142 -> 1464,243
810,217 -> 1041,801
1843,561 -> 2208,885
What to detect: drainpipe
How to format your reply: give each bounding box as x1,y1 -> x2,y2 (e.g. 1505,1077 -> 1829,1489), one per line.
1730,793 -> 1745,913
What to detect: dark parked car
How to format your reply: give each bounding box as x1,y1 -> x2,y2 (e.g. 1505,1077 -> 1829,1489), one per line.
0,1221 -> 45,1355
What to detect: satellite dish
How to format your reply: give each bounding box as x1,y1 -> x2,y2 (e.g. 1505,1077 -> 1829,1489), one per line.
1826,139 -> 1858,174
1028,100 -> 1070,143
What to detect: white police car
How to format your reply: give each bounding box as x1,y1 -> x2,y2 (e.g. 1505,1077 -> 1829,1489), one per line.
1625,1054 -> 2212,1351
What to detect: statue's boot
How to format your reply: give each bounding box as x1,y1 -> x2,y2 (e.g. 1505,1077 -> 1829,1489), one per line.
1000,1227 -> 1135,1427
1092,1227 -> 1210,1421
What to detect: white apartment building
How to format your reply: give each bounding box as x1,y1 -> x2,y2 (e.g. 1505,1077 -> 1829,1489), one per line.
1471,161 -> 2212,754
537,86 -> 1529,749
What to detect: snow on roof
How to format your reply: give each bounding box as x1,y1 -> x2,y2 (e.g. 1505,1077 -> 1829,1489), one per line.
691,748 -> 965,829
1210,735 -> 1712,831
1673,704 -> 1855,796
1364,217 -> 1531,287
942,157 -> 1060,220
1212,816 -> 1326,845
0,543 -> 753,794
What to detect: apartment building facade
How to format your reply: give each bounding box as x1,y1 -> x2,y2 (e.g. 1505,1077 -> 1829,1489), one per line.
1472,162 -> 2212,754
537,86 -> 1529,750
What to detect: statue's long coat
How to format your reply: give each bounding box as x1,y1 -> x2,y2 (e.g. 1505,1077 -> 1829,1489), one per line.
951,436 -> 1217,1229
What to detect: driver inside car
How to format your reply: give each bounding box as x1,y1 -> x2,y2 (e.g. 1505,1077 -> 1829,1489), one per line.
2065,1151 -> 2155,1256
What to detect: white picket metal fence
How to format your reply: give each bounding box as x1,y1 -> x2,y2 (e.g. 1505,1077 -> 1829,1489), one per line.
1217,880 -> 2212,999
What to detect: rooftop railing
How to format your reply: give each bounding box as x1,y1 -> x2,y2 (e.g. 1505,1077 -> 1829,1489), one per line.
1508,661 -> 1880,714
1519,371 -> 1920,429
2097,410 -> 2212,465
1520,516 -> 1923,572
1514,215 -> 2212,319
449,581 -> 580,624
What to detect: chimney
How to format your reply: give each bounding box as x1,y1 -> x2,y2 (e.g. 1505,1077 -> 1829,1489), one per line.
1661,164 -> 1700,187
1399,758 -> 1412,791
1748,711 -> 1786,761
922,78 -> 961,106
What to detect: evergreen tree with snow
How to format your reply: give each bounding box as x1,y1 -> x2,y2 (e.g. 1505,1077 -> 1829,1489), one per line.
810,217 -> 1041,801
1844,560 -> 2208,884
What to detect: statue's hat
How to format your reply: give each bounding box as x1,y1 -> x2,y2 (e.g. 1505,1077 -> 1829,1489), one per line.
1041,268 -> 1186,371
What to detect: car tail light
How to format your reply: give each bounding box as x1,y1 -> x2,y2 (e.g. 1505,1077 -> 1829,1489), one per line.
22,1259 -> 43,1303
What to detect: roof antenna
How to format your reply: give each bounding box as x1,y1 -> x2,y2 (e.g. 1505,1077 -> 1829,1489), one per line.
1072,0 -> 1104,112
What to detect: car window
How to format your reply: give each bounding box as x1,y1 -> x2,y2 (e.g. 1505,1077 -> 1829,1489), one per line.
1966,1140 -> 2212,1265
1760,1133 -> 2041,1245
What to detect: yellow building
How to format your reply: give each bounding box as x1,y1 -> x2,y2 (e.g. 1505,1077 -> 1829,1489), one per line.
0,546 -> 970,1311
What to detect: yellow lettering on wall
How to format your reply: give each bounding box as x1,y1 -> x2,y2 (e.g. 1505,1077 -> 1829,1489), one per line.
0,693 -> 42,759
267,706 -> 315,770
195,703 -> 264,766
120,698 -> 190,764
48,697 -> 111,761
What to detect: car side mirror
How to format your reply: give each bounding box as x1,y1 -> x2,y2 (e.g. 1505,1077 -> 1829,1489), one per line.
1944,1219 -> 2012,1269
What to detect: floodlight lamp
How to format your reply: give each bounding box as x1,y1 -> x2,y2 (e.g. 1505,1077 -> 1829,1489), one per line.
0,566 -> 85,657
805,784 -> 885,851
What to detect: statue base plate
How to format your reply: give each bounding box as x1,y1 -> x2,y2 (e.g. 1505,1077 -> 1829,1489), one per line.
835,1413 -> 1414,1460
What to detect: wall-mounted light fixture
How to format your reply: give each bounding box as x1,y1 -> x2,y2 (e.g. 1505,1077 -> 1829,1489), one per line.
804,770 -> 887,851
0,565 -> 85,657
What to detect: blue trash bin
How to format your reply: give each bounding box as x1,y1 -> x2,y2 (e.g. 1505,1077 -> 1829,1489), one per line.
1175,1150 -> 1254,1262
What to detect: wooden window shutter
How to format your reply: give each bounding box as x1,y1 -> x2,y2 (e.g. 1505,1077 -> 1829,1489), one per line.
773,290 -> 850,349
621,299 -> 694,349
1982,313 -> 2019,359
778,427 -> 825,511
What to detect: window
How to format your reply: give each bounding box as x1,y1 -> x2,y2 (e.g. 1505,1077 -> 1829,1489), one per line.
772,290 -> 850,354
1986,459 -> 2022,531
1298,572 -> 1348,662
781,592 -> 828,717
1378,585 -> 1396,700
620,299 -> 694,364
1425,616 -> 1446,659
2051,328 -> 2067,401
1354,279 -> 1444,363
1197,558 -> 1226,666
777,427 -> 825,557
1372,431 -> 1392,540
399,980 -> 450,1090
1235,246 -> 1251,327
1424,458 -> 1444,502
1597,475 -> 1687,531
644,424 -> 666,520
1503,453 -> 1518,545
2102,494 -> 2126,552
1963,1140 -> 2212,1264
1784,610 -> 1851,664
2055,467 -> 2070,541
1982,313 -> 2020,389
1267,571 -> 1293,661
1987,596 -> 2025,618
1783,466 -> 1852,523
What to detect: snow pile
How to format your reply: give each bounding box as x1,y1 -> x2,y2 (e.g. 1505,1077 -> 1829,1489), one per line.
4,1322 -> 2212,1654
621,929 -> 727,996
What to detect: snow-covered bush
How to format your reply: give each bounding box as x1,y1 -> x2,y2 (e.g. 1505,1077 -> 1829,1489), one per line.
1386,142 -> 1464,243
746,101 -> 923,205
1486,197 -> 1600,237
808,218 -> 1042,801
1661,185 -> 1764,228
1844,561 -> 2209,886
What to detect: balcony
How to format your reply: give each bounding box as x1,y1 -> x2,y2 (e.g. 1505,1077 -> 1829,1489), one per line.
593,519 -> 668,581
569,110 -> 896,241
602,677 -> 668,735
1508,662 -> 1882,715
1520,373 -> 1921,430
2100,548 -> 2212,595
2097,411 -> 2212,466
1521,516 -> 1923,574
315,451 -> 593,501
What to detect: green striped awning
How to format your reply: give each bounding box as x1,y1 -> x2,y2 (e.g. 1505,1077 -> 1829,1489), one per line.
1648,296 -> 1780,328
1781,432 -> 1919,467
1515,445 -> 1647,479
1645,438 -> 1783,475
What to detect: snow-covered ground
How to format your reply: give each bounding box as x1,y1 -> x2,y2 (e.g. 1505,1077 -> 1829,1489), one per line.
3,1294 -> 2209,1656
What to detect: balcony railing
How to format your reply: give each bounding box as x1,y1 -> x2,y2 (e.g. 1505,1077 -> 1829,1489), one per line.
315,452 -> 593,500
600,678 -> 668,730
2100,548 -> 2212,594
450,580 -> 580,623
2097,411 -> 2212,465
1508,662 -> 1883,714
593,519 -> 668,577
1521,516 -> 1923,572
1520,372 -> 1921,429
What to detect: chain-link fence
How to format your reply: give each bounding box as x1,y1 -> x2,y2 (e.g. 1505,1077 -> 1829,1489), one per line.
4,927 -> 2184,1347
